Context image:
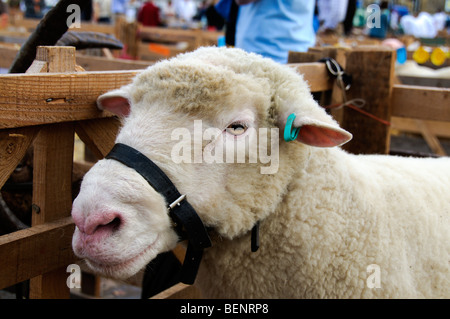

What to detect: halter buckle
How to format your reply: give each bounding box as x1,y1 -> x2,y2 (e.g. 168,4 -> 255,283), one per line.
168,194 -> 186,210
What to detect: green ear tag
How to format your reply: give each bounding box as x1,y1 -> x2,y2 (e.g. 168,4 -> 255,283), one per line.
284,113 -> 300,142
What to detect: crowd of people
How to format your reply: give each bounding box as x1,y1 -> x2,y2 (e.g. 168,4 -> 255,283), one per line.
0,0 -> 449,64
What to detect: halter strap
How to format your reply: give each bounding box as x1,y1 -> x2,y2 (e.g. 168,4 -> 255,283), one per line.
106,143 -> 212,284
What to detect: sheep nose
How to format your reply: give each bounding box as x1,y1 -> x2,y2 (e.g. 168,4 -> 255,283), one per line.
72,210 -> 122,236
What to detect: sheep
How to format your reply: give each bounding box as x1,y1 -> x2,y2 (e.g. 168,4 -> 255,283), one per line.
71,46 -> 450,298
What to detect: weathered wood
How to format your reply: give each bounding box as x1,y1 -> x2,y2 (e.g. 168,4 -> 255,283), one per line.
29,124 -> 74,299
139,26 -> 223,47
0,217 -> 76,290
414,120 -> 447,156
288,48 -> 349,123
0,65 -> 335,130
151,283 -> 202,299
0,126 -> 39,188
27,46 -> 77,73
391,85 -> 450,122
0,70 -> 139,129
1,45 -> 153,71
288,51 -> 323,64
27,46 -> 76,299
76,54 -> 152,71
75,117 -> 121,159
31,124 -> 74,225
290,63 -> 333,92
342,48 -> 396,154
391,117 -> 450,139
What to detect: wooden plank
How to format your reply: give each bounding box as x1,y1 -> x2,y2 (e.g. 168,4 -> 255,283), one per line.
31,123 -> 74,225
398,75 -> 450,88
0,70 -> 139,129
391,117 -> 450,138
75,117 -> 121,159
290,63 -> 334,92
28,46 -> 75,299
288,51 -> 323,64
0,64 -> 333,130
341,48 -> 396,155
391,84 -> 450,122
32,46 -> 76,73
76,54 -> 152,71
0,44 -> 20,69
414,119 -> 447,156
139,26 -> 222,46
0,217 -> 76,290
0,46 -> 152,72
29,106 -> 74,299
151,283 -> 202,299
0,126 -> 39,188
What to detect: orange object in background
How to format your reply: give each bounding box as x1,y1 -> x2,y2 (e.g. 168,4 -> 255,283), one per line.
148,43 -> 171,57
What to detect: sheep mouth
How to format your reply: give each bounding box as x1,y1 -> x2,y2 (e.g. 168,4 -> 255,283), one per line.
85,236 -> 159,277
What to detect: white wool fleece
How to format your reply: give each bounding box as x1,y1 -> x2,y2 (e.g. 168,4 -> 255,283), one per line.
197,146 -> 449,298
74,46 -> 449,299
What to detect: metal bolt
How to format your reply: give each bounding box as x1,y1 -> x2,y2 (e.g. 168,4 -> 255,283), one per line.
32,204 -> 40,214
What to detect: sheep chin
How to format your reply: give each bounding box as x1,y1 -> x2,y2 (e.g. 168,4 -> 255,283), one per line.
84,236 -> 161,280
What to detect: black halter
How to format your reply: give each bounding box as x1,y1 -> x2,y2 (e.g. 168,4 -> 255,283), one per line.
106,143 -> 260,285
106,143 -> 212,284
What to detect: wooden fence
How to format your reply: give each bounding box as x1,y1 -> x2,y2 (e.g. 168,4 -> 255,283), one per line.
0,46 -> 448,299
3,17 -> 223,61
289,46 -> 450,156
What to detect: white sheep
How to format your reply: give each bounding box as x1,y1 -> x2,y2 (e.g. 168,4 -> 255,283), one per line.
71,47 -> 450,298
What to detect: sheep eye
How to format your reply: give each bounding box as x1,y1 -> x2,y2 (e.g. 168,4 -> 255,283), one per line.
226,123 -> 247,136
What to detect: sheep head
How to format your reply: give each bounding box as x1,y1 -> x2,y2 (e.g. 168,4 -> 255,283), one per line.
71,47 -> 351,279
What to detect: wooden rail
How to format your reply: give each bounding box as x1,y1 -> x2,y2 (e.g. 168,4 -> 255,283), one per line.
4,16 -> 223,61
391,84 -> 450,122
289,46 -> 450,156
0,45 -> 448,298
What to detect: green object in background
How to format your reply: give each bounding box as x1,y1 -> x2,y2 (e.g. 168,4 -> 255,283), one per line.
353,8 -> 366,27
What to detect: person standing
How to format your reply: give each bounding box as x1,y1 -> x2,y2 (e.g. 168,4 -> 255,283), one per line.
317,0 -> 349,34
94,0 -> 112,23
234,0 -> 316,64
137,0 -> 161,26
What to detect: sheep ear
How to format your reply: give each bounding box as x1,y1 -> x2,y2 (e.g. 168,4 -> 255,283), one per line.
286,115 -> 352,148
97,85 -> 131,117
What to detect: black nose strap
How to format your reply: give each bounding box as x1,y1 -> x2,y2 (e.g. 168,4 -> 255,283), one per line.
105,143 -> 212,284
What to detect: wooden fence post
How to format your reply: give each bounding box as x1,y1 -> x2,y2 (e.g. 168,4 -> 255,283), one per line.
27,46 -> 77,299
289,47 -> 396,155
341,47 -> 396,155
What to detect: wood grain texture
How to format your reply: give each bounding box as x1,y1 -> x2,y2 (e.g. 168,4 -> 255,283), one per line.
290,63 -> 334,92
75,117 -> 121,159
0,126 -> 39,188
27,46 -> 75,299
341,48 -> 396,154
31,123 -> 74,225
0,217 -> 76,290
0,70 -> 139,129
151,283 -> 202,299
391,85 -> 450,122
